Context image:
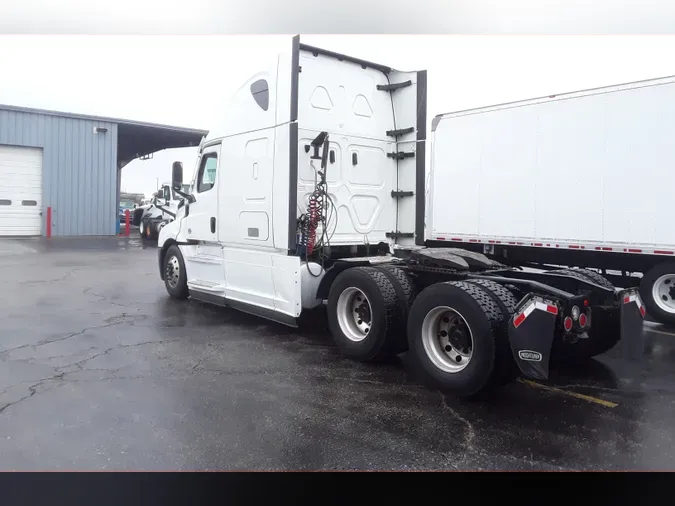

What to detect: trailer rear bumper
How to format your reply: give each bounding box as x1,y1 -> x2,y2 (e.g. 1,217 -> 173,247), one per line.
508,289 -> 645,380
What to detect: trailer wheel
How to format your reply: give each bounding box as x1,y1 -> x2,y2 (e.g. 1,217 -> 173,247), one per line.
163,245 -> 189,299
407,281 -> 502,398
466,279 -> 520,385
327,267 -> 402,362
139,219 -> 147,239
375,264 -> 417,353
641,263 -> 675,325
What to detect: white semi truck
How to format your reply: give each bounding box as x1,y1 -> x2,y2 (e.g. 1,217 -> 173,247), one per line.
134,182 -> 191,240
155,36 -> 645,398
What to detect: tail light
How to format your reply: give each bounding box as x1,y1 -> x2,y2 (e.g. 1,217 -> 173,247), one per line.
563,316 -> 573,332
578,313 -> 588,328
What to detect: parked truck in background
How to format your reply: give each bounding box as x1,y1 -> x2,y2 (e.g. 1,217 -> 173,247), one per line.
429,76 -> 675,325
154,35 -> 645,399
133,182 -> 192,240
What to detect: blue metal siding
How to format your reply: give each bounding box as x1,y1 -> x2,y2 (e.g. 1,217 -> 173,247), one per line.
0,109 -> 118,236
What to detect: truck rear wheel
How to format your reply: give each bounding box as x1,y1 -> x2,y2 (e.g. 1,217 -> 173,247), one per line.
640,262 -> 675,325
163,245 -> 189,299
548,268 -> 615,290
552,308 -> 620,364
375,264 -> 417,353
407,281 -> 503,398
546,268 -> 620,362
466,279 -> 520,385
327,266 -> 403,362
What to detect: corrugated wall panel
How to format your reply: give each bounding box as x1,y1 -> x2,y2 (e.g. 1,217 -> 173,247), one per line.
0,109 -> 117,236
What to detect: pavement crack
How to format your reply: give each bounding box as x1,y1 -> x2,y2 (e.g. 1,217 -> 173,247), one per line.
0,372 -> 65,415
20,268 -> 79,286
439,392 -> 476,455
58,340 -> 170,372
83,287 -> 134,308
0,316 -> 147,356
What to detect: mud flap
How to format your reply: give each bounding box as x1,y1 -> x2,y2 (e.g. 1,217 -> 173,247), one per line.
507,295 -> 559,380
619,288 -> 646,361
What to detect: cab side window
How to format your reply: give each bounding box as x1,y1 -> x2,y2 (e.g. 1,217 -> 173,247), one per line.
197,153 -> 218,193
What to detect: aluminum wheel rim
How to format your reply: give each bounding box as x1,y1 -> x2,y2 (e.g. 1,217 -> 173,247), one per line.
140,221 -> 145,234
165,255 -> 180,288
652,274 -> 675,314
336,287 -> 372,342
421,306 -> 473,373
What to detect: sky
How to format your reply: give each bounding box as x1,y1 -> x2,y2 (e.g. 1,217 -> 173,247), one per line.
1,34 -> 675,196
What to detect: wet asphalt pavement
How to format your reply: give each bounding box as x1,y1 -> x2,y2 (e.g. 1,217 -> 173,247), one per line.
1,236 -> 675,470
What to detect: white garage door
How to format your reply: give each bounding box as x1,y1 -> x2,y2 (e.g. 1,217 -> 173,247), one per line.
0,145 -> 43,236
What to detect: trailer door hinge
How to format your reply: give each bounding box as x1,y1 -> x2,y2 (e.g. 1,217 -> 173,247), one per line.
376,80 -> 412,92
391,190 -> 414,198
386,231 -> 414,239
387,151 -> 415,160
386,127 -> 415,137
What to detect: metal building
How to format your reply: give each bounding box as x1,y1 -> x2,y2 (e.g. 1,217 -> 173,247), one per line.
0,104 -> 207,237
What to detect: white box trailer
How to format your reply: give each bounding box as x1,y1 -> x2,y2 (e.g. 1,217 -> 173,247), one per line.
430,76 -> 675,324
155,36 -> 646,399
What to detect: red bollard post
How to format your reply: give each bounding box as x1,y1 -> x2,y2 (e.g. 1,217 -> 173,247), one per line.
125,209 -> 130,237
46,206 -> 52,238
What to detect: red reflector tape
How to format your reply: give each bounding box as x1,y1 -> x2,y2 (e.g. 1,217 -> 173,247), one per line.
655,250 -> 674,255
546,304 -> 558,315
451,238 -> 462,242
513,312 -> 526,328
640,305 -> 646,318
436,237 -> 445,241
623,295 -> 631,304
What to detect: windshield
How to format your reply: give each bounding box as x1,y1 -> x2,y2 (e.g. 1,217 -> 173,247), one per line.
119,200 -> 135,209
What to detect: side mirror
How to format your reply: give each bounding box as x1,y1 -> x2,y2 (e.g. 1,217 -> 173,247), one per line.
172,161 -> 184,190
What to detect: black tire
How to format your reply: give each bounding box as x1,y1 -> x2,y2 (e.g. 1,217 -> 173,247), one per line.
407,281 -> 503,398
466,279 -> 520,385
545,268 -> 620,362
375,264 -> 417,353
640,262 -> 675,325
133,208 -> 144,227
163,245 -> 189,299
327,266 -> 403,362
548,268 -> 614,290
551,308 -> 620,363
572,268 -> 615,290
140,217 -> 154,240
139,218 -> 146,239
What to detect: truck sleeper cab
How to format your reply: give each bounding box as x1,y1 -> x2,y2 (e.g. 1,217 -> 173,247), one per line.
156,35 -> 645,399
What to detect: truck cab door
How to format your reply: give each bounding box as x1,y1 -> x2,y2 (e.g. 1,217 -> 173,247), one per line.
184,144 -> 220,243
